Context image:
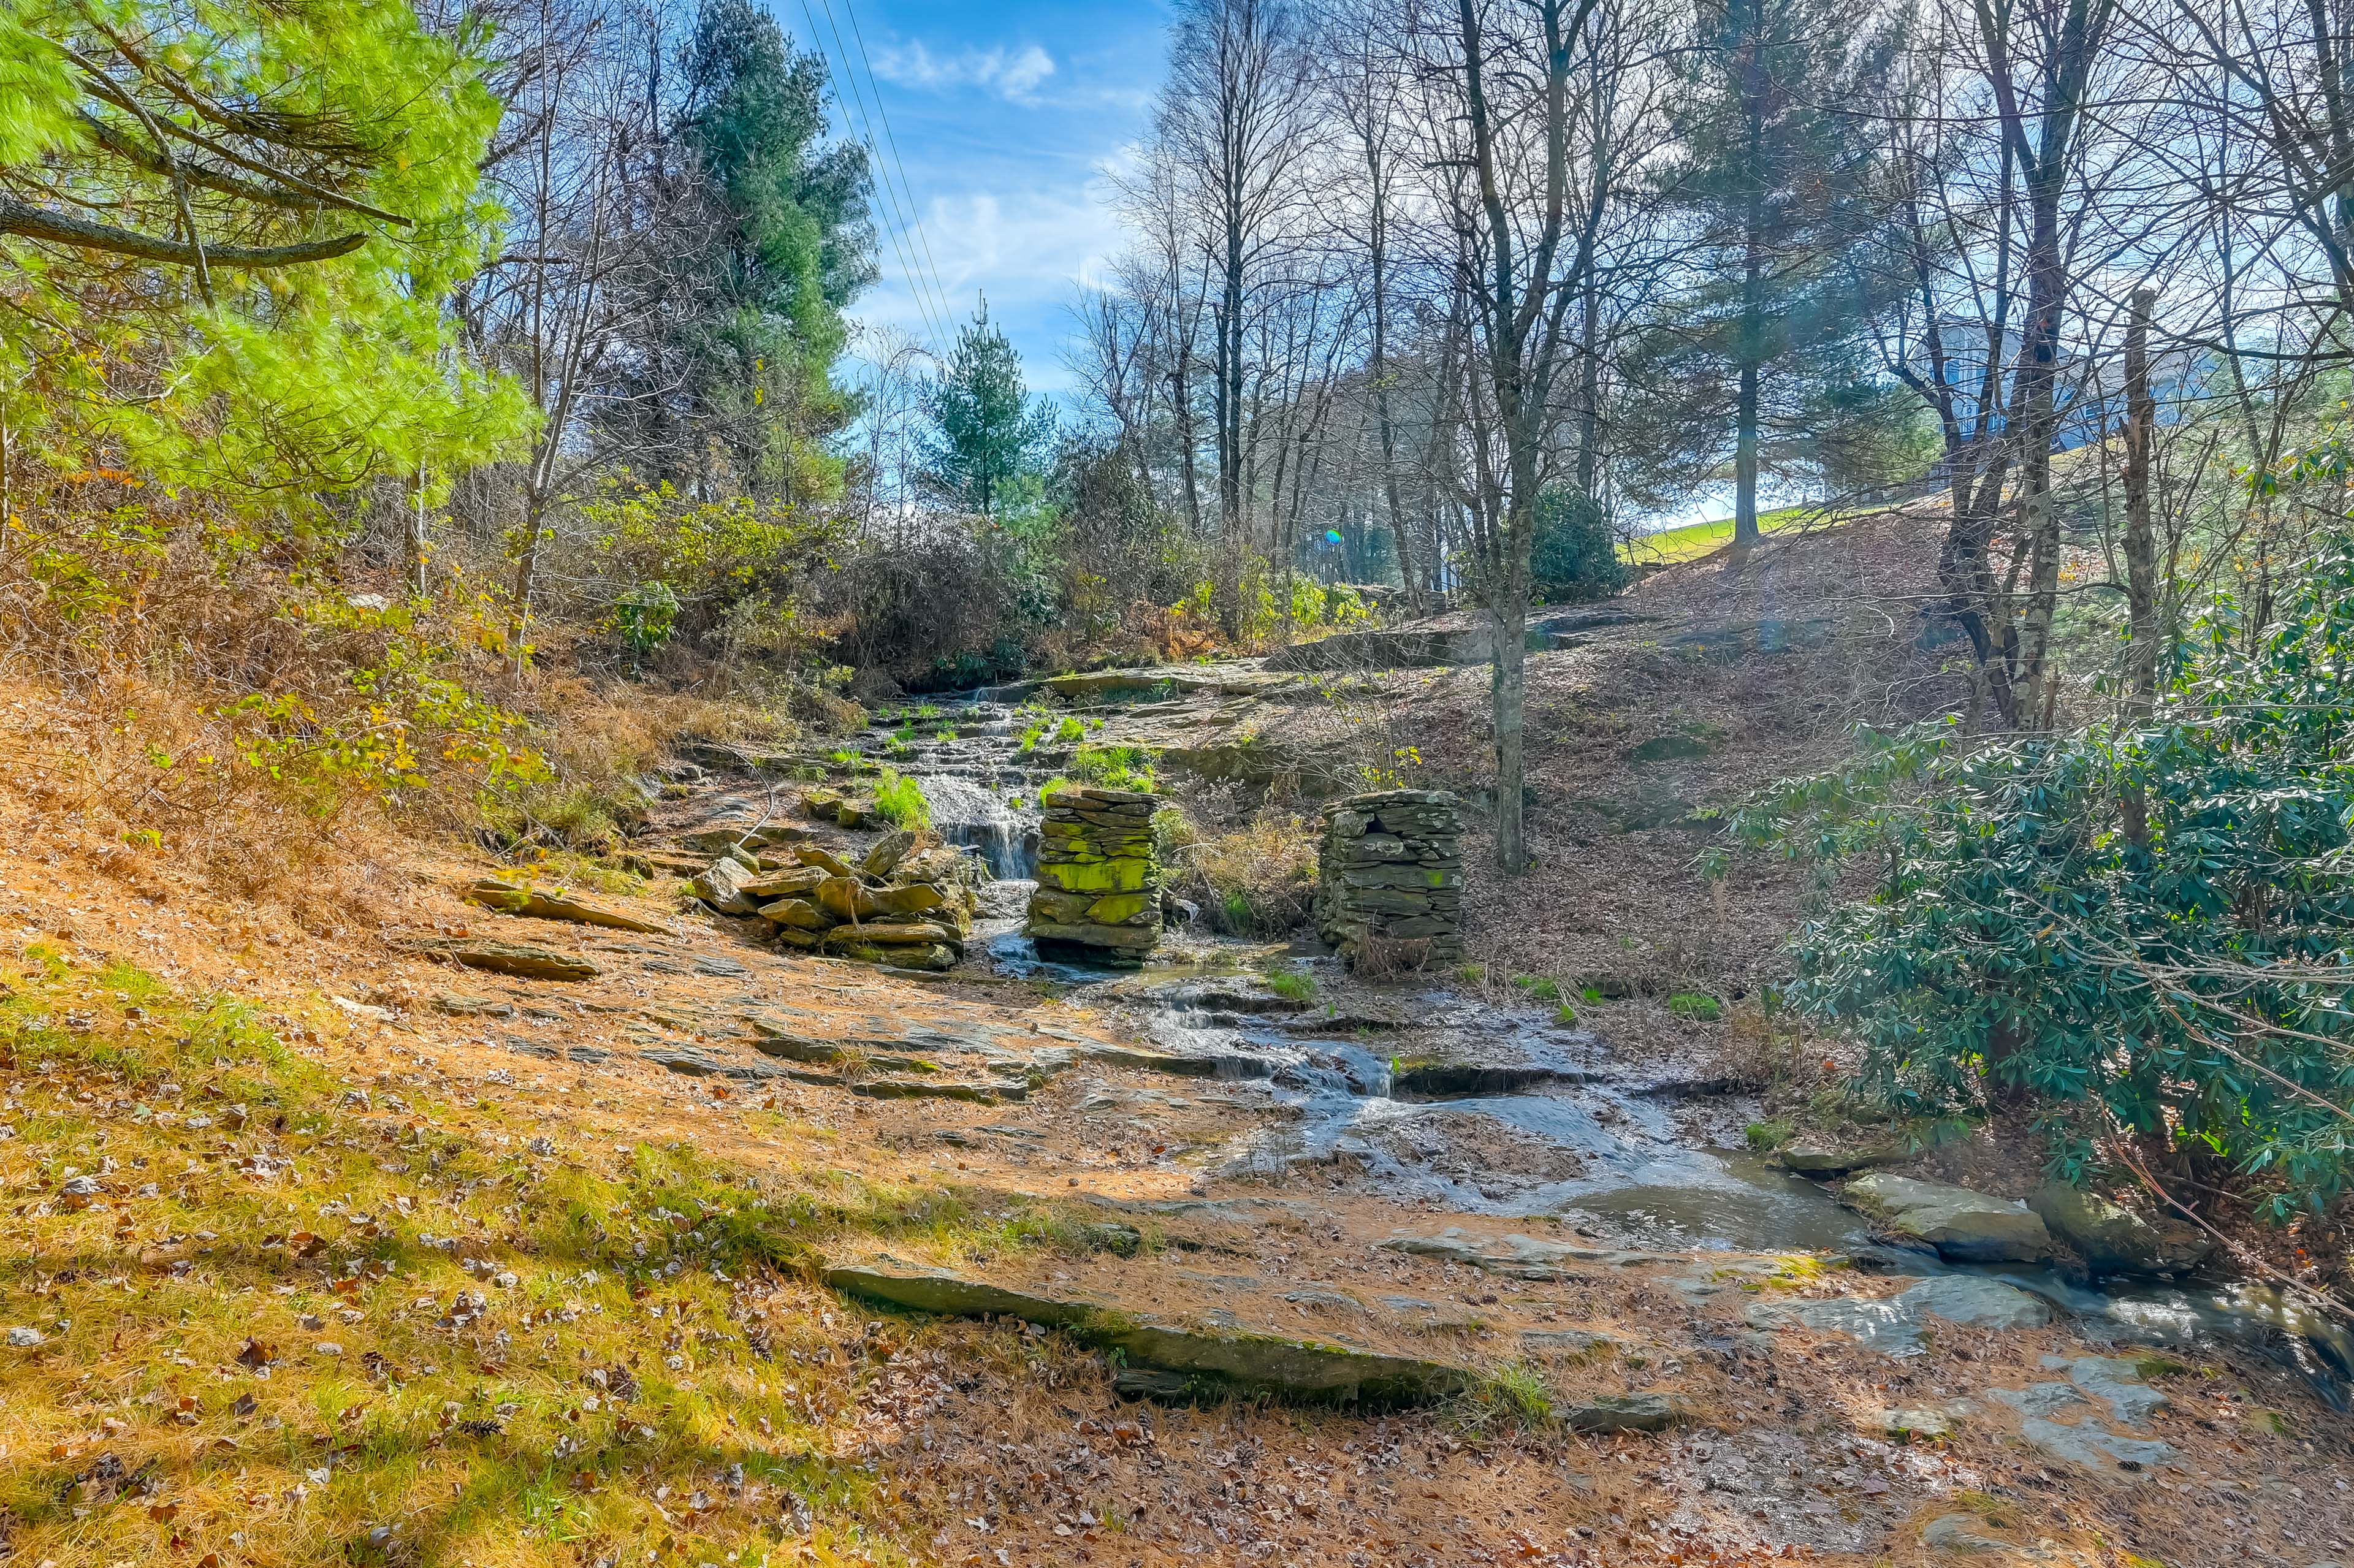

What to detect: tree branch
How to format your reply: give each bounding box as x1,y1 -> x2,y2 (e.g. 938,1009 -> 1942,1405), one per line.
0,197 -> 367,268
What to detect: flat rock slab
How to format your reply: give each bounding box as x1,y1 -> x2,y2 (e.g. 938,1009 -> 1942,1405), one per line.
1380,1227 -> 1682,1278
1922,1514 -> 2011,1553
2040,1353 -> 2168,1423
462,878 -> 666,934
1777,1140 -> 1906,1174
1563,1391 -> 1683,1433
1842,1173 -> 2051,1263
823,1260 -> 1470,1407
2007,1410 -> 2184,1473
1745,1274 -> 2052,1356
403,937 -> 601,981
2028,1184 -> 2212,1276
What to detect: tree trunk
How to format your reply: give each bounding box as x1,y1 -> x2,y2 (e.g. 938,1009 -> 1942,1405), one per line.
1732,80 -> 1767,552
2120,286 -> 2159,850
1489,538 -> 1531,873
408,459 -> 430,600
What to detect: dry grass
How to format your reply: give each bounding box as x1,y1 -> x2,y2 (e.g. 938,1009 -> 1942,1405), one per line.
1158,808 -> 1320,935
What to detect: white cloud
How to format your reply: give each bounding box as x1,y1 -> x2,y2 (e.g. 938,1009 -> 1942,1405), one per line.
873,40 -> 1056,103
851,179 -> 1129,395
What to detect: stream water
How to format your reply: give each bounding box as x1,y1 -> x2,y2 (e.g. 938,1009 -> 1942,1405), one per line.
869,690 -> 2353,1403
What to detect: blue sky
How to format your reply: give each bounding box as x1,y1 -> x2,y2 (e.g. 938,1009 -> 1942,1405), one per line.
779,0 -> 1170,403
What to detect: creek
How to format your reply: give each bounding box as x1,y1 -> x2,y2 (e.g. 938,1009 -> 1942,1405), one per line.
843,686 -> 2353,1404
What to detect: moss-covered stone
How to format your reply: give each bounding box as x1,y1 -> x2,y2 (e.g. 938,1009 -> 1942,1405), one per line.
822,1261 -> 1468,1406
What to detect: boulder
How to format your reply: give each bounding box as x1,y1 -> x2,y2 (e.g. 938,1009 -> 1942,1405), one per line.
863,830 -> 918,877
689,858 -> 761,916
758,897 -> 831,931
1777,1139 -> 1908,1175
816,919 -> 958,946
740,866 -> 826,901
2028,1184 -> 2212,1277
1922,1515 -> 2009,1554
1841,1173 -> 2051,1263
680,820 -> 807,854
1562,1392 -> 1683,1433
1745,1273 -> 2051,1356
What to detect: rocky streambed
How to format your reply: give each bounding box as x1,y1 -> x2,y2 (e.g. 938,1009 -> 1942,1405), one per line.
638,673 -> 2354,1414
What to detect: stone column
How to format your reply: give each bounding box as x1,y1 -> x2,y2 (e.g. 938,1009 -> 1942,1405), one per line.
1024,785 -> 1162,964
1313,789 -> 1465,969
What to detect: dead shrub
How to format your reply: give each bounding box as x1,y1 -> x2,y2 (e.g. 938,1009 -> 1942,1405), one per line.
1162,807 -> 1319,935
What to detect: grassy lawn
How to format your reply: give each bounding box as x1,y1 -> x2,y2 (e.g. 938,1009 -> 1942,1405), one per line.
0,942 -> 1049,1568
1624,503 -> 1847,567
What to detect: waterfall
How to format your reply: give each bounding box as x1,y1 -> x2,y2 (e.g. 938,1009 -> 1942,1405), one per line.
915,772 -> 1040,880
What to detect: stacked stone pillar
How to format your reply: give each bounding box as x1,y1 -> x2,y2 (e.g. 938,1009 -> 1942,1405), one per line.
1314,790 -> 1465,969
1024,784 -> 1162,964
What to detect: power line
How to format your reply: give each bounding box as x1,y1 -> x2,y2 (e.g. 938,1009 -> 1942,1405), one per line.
809,0 -> 959,344
830,0 -> 964,345
787,0 -> 948,351
791,0 -> 958,351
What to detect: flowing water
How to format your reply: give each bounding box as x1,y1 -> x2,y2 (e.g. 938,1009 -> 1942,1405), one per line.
870,691 -> 2352,1401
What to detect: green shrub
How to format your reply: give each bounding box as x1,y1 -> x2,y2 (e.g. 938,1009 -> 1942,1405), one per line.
1667,992 -> 1723,1021
1263,967 -> 1316,1002
873,770 -> 931,831
1555,1003 -> 1579,1026
1458,962 -> 1487,983
1515,975 -> 1561,1001
1070,743 -> 1157,793
1745,1119 -> 1794,1151
1715,529 -> 2354,1214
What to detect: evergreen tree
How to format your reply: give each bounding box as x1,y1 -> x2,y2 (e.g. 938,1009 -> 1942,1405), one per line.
601,0 -> 874,500
921,301 -> 1057,519
0,0 -> 524,495
1627,0 -> 1914,546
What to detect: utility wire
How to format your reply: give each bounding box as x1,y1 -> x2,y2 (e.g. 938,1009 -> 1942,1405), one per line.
789,0 -> 949,351
795,0 -> 959,349
831,0 -> 963,346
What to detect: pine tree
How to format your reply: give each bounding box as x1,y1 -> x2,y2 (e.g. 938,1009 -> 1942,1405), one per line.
606,0 -> 875,500
921,302 -> 1057,519
1628,0 -> 1914,547
0,0 -> 524,494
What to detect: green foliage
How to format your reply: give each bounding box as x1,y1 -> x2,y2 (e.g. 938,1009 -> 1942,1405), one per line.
611,580 -> 682,656
660,0 -> 872,495
1666,992 -> 1723,1021
1453,1360 -> 1555,1433
872,769 -> 930,830
1173,569 -> 1374,648
922,300 -> 1056,517
1745,1119 -> 1794,1151
1719,535 -> 2354,1212
1069,743 -> 1156,793
1262,967 -> 1316,1003
0,0 -> 528,497
1514,975 -> 1562,1001
584,478 -> 847,656
1529,489 -> 1631,603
